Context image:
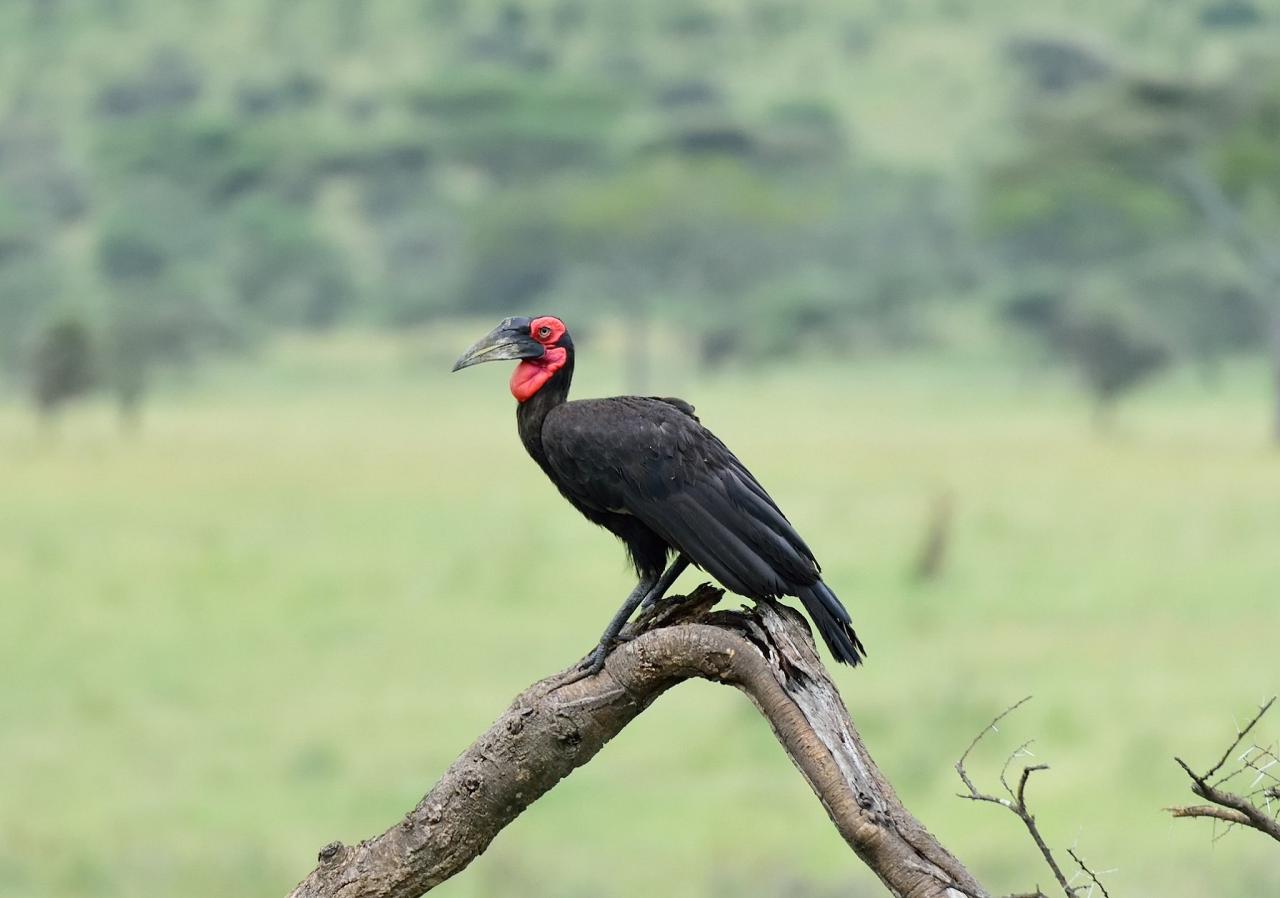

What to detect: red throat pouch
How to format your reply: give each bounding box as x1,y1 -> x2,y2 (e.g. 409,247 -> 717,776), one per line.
510,347 -> 567,402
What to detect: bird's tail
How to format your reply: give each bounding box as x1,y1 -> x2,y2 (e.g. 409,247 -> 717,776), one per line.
796,581 -> 866,667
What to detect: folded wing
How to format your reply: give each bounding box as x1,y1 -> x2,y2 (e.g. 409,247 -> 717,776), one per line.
541,397 -> 820,600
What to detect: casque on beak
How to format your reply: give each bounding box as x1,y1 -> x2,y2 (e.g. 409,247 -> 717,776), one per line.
451,320 -> 545,372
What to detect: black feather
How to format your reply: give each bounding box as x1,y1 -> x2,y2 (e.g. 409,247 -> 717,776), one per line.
512,357 -> 866,667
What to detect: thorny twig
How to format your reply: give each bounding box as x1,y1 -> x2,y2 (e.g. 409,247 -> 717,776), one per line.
1066,848 -> 1112,898
1168,697 -> 1280,845
956,698 -> 1112,898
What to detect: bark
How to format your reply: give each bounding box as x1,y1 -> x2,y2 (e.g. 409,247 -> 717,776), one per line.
286,586 -> 987,898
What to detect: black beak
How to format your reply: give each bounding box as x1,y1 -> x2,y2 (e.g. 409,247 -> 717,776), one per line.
451,320 -> 544,372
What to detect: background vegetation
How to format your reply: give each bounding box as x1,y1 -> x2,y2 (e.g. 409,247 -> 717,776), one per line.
5,0 -> 1280,424
1,2 -> 1277,897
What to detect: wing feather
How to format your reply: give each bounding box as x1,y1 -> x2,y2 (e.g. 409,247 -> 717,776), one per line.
542,397 -> 820,600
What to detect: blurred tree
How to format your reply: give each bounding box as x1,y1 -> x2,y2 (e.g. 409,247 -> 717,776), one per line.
102,284 -> 239,431
14,0 -> 1280,415
1060,306 -> 1172,431
1199,0 -> 1263,29
0,233 -> 63,370
1004,34 -> 1112,95
226,198 -> 356,329
0,116 -> 88,226
0,122 -> 82,371
94,192 -> 241,427
1175,94 -> 1280,441
234,70 -> 324,119
1004,287 -> 1172,429
28,316 -> 96,425
93,47 -> 202,119
409,76 -> 626,184
556,159 -> 802,390
455,191 -> 565,314
995,41 -> 1280,440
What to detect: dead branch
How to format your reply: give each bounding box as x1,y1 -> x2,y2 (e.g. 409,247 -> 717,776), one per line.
287,586 -> 989,898
1168,697 -> 1280,844
1167,805 -> 1253,826
956,698 -> 1109,898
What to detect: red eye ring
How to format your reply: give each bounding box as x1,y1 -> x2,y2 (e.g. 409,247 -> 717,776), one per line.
529,316 -> 565,345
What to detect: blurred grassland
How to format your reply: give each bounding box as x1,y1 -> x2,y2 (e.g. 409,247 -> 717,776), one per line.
1,328 -> 1277,898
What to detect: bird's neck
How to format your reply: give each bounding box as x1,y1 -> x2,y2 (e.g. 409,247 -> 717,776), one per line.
516,352 -> 573,466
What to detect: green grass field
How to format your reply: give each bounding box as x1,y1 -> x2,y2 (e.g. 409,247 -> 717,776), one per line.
2,330 -> 1277,898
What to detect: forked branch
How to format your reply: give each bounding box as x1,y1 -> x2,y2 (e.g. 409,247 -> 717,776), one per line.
1168,697 -> 1280,845
956,699 -> 1111,898
287,586 -> 988,898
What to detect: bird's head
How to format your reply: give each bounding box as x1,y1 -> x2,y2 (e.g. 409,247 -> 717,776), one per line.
451,315 -> 573,402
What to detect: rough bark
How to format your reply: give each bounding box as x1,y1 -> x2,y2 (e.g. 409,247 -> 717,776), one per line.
287,586 -> 987,898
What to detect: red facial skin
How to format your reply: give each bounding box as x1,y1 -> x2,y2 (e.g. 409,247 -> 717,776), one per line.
510,316 -> 568,402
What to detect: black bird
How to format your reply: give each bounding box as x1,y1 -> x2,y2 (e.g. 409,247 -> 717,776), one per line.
452,315 -> 865,678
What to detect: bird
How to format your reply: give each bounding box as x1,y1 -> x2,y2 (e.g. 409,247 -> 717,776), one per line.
452,315 -> 865,680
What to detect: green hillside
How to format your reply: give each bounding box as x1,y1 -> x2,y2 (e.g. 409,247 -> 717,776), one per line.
4,0 -> 1280,400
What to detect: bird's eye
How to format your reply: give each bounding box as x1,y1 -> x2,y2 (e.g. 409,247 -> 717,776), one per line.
537,326 -> 552,339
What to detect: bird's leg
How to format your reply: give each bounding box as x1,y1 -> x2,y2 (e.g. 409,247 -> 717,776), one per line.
560,556 -> 692,686
638,555 -> 690,610
561,574 -> 658,684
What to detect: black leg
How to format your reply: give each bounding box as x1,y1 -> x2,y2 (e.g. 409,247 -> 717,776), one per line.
558,575 -> 656,685
639,555 -> 689,610
559,556 -> 689,685
592,575 -> 658,656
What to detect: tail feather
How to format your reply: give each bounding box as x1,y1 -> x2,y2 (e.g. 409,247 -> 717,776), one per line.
796,581 -> 865,667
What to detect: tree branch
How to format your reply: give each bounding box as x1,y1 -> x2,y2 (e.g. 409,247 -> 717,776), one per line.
956,699 -> 1108,898
1168,697 -> 1280,845
1167,805 -> 1253,827
287,586 -> 988,898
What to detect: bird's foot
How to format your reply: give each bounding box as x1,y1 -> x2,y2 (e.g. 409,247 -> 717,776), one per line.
557,642 -> 610,687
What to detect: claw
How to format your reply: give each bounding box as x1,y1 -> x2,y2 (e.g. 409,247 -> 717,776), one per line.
557,642 -> 610,687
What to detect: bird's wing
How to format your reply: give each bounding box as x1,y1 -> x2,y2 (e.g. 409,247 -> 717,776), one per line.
649,396 -> 698,421
541,397 -> 820,599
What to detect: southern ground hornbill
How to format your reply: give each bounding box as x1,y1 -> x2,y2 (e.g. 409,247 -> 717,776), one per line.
453,315 -> 865,680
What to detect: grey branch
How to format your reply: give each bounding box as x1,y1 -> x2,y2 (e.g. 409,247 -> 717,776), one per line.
1168,697 -> 1280,845
286,586 -> 989,898
956,699 -> 1107,898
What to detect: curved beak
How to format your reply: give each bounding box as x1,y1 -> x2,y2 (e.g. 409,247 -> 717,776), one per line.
451,321 -> 544,372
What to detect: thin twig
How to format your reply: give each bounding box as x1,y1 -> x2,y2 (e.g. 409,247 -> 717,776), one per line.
1067,849 -> 1111,898
956,698 -> 1101,898
1205,697 -> 1274,781
957,696 -> 1034,803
